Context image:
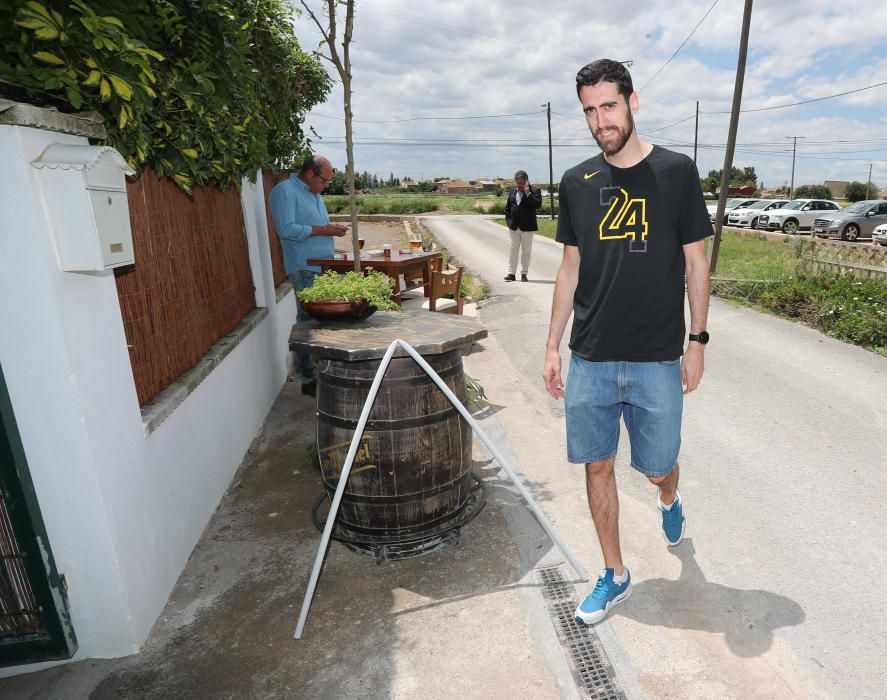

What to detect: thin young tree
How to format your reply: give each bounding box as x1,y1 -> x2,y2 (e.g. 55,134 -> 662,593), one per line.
300,0 -> 360,271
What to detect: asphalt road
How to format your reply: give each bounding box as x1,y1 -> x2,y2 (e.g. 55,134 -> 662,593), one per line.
423,214 -> 887,699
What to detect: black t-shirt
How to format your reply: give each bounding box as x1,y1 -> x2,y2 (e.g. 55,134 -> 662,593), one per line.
556,146 -> 712,361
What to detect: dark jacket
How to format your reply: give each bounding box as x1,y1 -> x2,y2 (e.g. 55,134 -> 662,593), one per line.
504,186 -> 543,231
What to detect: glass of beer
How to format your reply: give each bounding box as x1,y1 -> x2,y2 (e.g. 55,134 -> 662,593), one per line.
409,238 -> 422,254
358,237 -> 365,251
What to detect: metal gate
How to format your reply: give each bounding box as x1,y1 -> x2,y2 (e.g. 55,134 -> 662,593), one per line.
0,365 -> 76,666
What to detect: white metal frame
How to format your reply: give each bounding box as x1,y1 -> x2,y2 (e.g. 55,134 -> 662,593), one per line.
294,339 -> 587,639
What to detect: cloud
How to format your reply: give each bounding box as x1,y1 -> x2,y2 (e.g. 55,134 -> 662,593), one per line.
293,0 -> 887,188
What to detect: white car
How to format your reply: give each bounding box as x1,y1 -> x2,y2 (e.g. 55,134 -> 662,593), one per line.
873,223 -> 887,247
707,198 -> 759,224
756,199 -> 842,234
726,199 -> 790,229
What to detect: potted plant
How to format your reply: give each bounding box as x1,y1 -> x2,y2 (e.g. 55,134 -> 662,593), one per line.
297,269 -> 400,321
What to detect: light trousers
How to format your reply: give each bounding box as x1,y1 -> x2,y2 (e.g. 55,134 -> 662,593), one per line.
507,228 -> 534,275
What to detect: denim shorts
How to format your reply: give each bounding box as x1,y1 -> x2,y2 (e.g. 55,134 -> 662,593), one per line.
564,355 -> 683,477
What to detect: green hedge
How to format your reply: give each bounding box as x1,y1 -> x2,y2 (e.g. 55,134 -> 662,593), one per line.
474,201 -> 558,216
324,196 -> 440,215
1,0 -> 329,192
717,274 -> 886,353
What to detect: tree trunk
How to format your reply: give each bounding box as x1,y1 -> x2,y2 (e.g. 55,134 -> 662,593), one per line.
304,1 -> 360,271
342,1 -> 360,272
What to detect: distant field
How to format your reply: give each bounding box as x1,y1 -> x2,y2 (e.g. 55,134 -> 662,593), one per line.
491,222 -> 886,354
495,222 -> 797,279
324,194 -> 498,215
324,193 -> 556,216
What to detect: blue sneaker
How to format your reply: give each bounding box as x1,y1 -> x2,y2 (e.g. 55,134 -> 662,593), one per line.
658,488 -> 685,546
575,568 -> 632,625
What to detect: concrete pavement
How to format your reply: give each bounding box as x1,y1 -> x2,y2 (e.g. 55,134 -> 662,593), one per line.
0,220 -> 585,700
3,215 -> 884,698
424,214 -> 887,698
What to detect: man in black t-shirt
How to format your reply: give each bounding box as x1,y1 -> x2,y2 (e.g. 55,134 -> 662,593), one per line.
542,59 -> 712,626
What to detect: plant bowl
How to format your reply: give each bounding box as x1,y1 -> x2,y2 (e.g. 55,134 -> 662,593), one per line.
301,298 -> 377,322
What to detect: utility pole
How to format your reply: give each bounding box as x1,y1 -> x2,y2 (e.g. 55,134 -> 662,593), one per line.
693,100 -> 699,164
542,101 -> 554,219
866,163 -> 873,199
708,0 -> 753,273
786,136 -> 804,200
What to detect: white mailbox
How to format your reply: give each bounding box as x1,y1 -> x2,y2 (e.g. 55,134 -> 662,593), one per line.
32,144 -> 136,272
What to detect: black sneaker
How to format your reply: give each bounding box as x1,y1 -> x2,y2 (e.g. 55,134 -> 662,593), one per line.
504,274 -> 516,281
301,380 -> 317,397
521,274 -> 528,282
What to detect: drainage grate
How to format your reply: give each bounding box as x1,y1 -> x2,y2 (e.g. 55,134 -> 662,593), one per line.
536,566 -> 624,700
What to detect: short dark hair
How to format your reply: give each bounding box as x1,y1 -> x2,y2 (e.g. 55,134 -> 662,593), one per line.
575,59 -> 633,100
299,154 -> 328,176
514,170 -> 528,182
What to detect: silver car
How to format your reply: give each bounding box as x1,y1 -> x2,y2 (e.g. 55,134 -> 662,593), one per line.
873,223 -> 887,246
812,200 -> 887,242
726,199 -> 789,228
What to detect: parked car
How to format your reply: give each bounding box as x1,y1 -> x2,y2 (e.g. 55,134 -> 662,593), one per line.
707,198 -> 759,224
726,199 -> 790,228
812,200 -> 887,242
872,222 -> 887,246
756,199 -> 842,234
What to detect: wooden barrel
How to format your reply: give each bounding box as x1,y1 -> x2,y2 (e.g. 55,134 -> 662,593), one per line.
315,348 -> 472,544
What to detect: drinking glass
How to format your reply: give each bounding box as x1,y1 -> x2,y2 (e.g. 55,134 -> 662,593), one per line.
410,238 -> 422,254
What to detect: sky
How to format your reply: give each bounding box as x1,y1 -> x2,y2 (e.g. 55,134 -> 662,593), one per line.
290,0 -> 887,192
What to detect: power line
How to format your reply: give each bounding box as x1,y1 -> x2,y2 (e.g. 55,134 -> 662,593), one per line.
309,109 -> 545,123
638,0 -> 720,93
550,110 -> 585,123
703,80 -> 887,114
640,114 -> 698,134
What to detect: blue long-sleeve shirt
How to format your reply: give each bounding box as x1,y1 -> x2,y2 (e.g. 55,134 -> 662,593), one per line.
268,174 -> 333,273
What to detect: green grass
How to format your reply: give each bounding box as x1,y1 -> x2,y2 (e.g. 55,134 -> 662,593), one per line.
324,195 -> 440,215
711,232 -> 885,354
712,230 -> 799,280
324,193 -> 564,217
744,274 -> 886,354
324,194 -> 503,215
497,224 -> 798,278
495,222 -> 886,355
495,218 -> 558,239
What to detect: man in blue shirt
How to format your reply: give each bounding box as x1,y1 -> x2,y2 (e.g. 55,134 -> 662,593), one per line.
269,154 -> 348,396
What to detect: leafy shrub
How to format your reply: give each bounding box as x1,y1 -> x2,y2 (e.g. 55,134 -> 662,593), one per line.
386,198 -> 438,214
1,1 -> 330,192
322,196 -> 438,215
736,274 -> 886,352
477,201 -> 507,215
297,270 -> 400,311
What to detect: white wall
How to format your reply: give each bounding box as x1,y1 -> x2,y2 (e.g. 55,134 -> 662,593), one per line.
0,125 -> 296,673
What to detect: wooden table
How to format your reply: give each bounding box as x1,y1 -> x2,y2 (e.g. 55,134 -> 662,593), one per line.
307,250 -> 443,304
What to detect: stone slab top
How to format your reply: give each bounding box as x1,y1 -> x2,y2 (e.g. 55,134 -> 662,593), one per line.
289,311 -> 487,361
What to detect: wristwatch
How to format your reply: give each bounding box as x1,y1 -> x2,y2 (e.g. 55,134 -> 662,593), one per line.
688,331 -> 710,345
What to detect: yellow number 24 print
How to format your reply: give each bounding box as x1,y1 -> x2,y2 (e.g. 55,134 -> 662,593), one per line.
599,187 -> 649,242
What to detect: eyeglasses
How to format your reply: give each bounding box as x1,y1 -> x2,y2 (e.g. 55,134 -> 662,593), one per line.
314,170 -> 333,185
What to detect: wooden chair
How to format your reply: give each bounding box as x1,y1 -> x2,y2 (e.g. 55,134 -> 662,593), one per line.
402,255 -> 441,297
421,266 -> 464,314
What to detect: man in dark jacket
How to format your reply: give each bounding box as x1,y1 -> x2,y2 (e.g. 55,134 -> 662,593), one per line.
504,170 -> 542,281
